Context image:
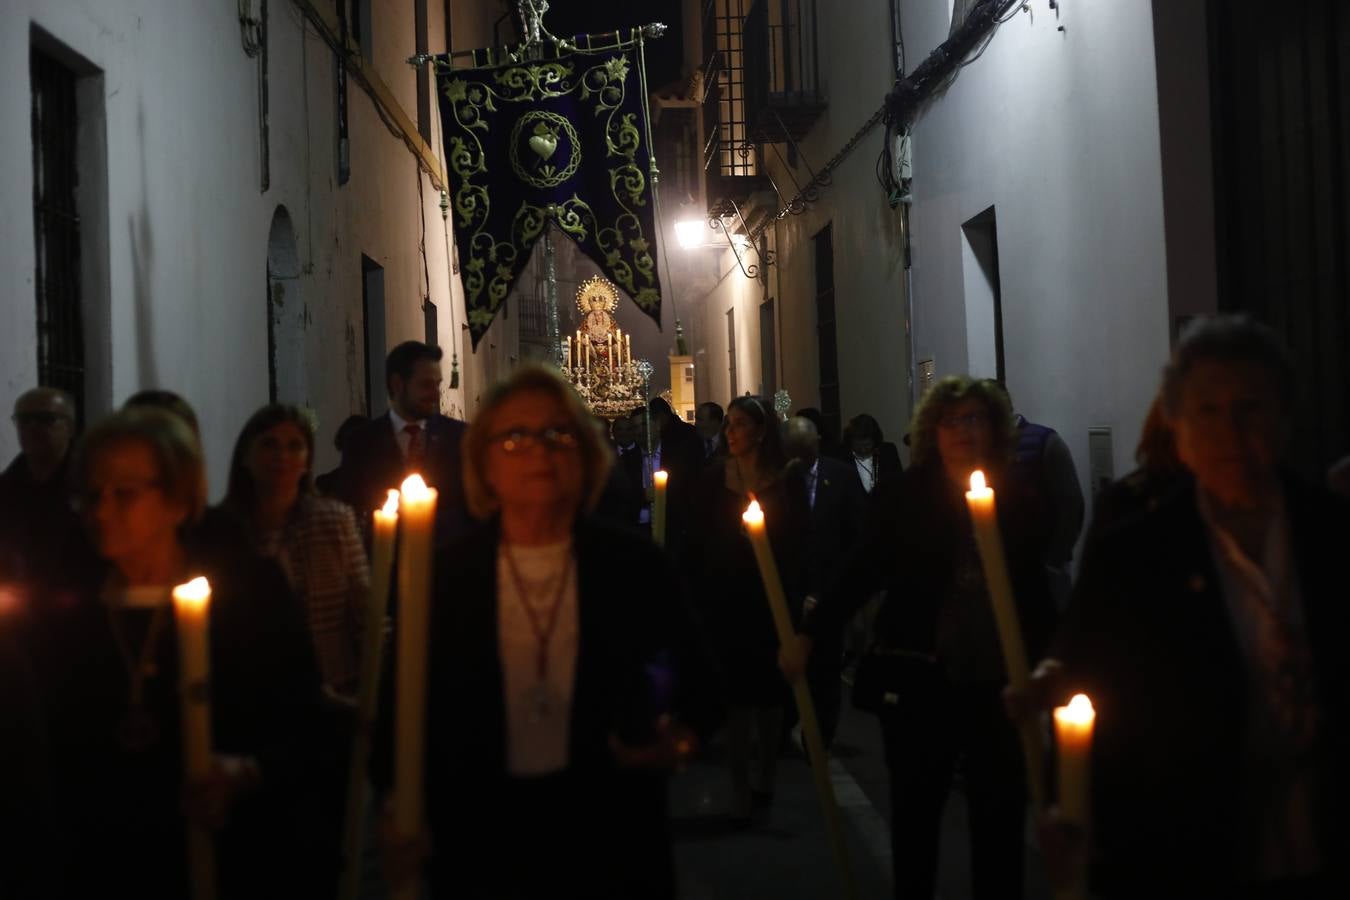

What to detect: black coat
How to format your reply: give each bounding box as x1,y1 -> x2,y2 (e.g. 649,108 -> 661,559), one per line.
331,412 -> 470,544
802,456 -> 868,602
29,549 -> 327,899
1053,475 -> 1350,896
681,461 -> 810,704
805,462 -> 1056,667
374,517 -> 723,899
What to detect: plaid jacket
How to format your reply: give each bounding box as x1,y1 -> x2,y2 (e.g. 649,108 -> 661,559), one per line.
257,495 -> 370,694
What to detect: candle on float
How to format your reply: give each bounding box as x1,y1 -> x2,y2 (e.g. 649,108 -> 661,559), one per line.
608,332 -> 615,368
393,474 -> 438,899
173,576 -> 217,900
652,469 -> 669,547
1054,694 -> 1095,825
339,490 -> 400,900
625,334 -> 632,365
964,470 -> 1047,807
741,500 -> 857,898
563,336 -> 572,369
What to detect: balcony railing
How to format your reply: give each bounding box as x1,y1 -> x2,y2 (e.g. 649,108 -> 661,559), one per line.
744,0 -> 825,143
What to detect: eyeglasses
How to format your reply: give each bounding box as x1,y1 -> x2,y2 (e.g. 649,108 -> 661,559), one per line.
938,412 -> 990,430
74,480 -> 164,512
12,411 -> 68,428
490,427 -> 580,454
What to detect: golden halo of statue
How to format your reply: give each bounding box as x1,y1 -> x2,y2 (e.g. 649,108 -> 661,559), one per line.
576,275 -> 620,315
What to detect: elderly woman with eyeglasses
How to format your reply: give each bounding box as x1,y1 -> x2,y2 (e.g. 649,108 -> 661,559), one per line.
26,407 -> 325,899
781,376 -> 1055,900
376,365 -> 721,900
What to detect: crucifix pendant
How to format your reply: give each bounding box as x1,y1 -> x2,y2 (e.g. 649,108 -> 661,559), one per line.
528,683 -> 552,724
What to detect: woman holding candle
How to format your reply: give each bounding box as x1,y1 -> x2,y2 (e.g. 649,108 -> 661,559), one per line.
1019,317 -> 1350,898
781,376 -> 1055,900
223,404 -> 371,698
682,395 -> 809,822
26,407 -> 326,899
374,364 -> 721,899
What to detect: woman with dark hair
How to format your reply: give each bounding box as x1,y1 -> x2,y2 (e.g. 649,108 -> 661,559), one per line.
842,413 -> 903,493
782,376 -> 1055,900
377,364 -> 720,899
224,404 -> 370,697
682,395 -> 809,821
29,407 -> 323,899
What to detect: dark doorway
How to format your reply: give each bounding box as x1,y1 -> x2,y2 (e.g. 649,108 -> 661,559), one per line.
1210,0 -> 1350,473
961,206 -> 1005,384
759,298 -> 776,397
362,255 -> 386,417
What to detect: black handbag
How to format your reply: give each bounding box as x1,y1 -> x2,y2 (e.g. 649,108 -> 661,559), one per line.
850,646 -> 944,714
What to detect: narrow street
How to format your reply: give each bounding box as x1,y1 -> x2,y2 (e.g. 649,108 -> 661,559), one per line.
672,700 -> 1051,898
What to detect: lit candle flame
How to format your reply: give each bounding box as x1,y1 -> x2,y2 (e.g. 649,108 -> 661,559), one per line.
1057,693 -> 1095,725
172,576 -> 212,610
401,474 -> 433,501
969,470 -> 988,493
742,498 -> 765,527
381,489 -> 401,517
653,469 -> 669,487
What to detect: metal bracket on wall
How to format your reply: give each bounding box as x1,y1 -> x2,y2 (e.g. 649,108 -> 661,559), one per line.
709,199 -> 774,280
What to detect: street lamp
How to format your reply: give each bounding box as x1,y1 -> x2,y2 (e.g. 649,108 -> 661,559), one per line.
674,218 -> 708,250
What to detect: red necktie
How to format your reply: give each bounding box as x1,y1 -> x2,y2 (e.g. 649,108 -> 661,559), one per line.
404,423 -> 425,471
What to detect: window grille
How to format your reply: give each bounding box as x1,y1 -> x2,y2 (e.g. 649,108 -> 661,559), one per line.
30,47 -> 85,421
714,0 -> 755,176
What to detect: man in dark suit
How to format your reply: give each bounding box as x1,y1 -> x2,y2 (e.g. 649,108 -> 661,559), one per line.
694,401 -> 725,466
784,416 -> 867,748
0,387 -> 78,588
333,341 -> 470,544
645,399 -> 704,553
1023,316 -> 1349,897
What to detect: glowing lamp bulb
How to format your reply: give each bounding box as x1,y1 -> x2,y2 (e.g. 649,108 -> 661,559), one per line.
674,219 -> 705,250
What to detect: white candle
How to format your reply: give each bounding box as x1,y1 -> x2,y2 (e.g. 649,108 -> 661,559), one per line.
393,475 -> 437,900
339,490 -> 399,900
741,500 -> 857,898
964,470 -> 1047,808
173,576 -> 216,900
652,469 -> 669,547
1054,693 -> 1095,825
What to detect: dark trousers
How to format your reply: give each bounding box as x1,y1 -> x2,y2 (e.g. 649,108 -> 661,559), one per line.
806,633 -> 844,748
880,680 -> 1026,900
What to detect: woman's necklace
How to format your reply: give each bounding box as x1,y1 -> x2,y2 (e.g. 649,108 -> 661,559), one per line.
105,600 -> 171,752
502,542 -> 575,724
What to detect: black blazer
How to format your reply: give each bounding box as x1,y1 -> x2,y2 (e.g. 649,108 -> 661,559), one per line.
375,517 -> 723,898
332,412 -> 470,544
802,456 -> 868,602
805,461 -> 1055,665
1053,475 -> 1350,896
30,550 -> 326,898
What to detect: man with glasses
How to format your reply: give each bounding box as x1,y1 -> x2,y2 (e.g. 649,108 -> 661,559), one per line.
0,387 -> 80,588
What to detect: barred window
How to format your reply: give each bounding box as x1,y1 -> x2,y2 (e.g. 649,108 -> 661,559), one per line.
30,46 -> 85,421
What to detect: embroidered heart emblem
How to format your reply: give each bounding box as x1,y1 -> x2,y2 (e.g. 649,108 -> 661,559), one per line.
529,133 -> 558,161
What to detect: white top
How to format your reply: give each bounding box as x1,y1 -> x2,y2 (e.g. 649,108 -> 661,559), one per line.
388,408 -> 428,462
497,540 -> 579,777
853,454 -> 876,494
1197,490 -> 1321,880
